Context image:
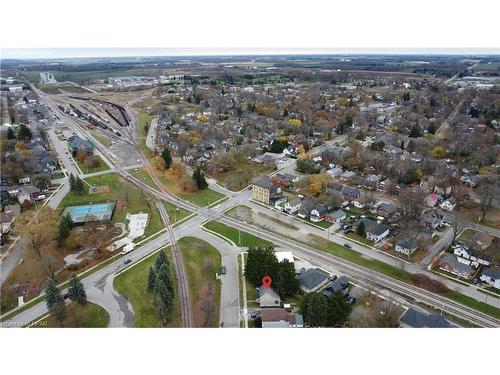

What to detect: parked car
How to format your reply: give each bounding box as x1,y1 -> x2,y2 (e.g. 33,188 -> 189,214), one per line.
220,266 -> 227,275
124,259 -> 132,265
343,243 -> 353,249
346,296 -> 357,305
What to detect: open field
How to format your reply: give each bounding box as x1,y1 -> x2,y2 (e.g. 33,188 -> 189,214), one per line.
212,161 -> 274,191
41,302 -> 109,328
114,249 -> 180,327
204,221 -> 273,248
178,237 -> 221,327
23,69 -> 163,83
128,167 -> 225,207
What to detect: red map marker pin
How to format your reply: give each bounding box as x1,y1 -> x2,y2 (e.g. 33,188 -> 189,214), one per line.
262,276 -> 272,288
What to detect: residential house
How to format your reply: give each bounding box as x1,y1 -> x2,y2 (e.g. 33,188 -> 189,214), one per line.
420,209 -> 444,230
395,237 -> 419,256
353,196 -> 373,209
424,193 -> 440,207
284,197 -> 302,215
0,211 -> 16,234
17,186 -> 41,205
399,308 -> 451,328
298,268 -> 330,293
452,245 -> 491,267
439,254 -> 473,278
377,202 -> 398,218
310,205 -> 328,222
480,267 -> 500,289
260,307 -> 304,328
252,176 -> 280,205
257,286 -> 281,308
340,171 -> 357,183
322,276 -> 349,298
324,209 -> 346,223
341,185 -> 361,202
18,176 -> 30,184
271,173 -> 294,190
356,218 -> 390,243
439,198 -> 456,212
326,166 -> 343,178
297,197 -> 315,219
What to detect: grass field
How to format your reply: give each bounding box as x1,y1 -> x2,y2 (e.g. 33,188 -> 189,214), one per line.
128,167 -> 225,207
23,68 -> 163,83
212,161 -> 274,191
42,302 -> 109,328
204,221 -> 273,248
136,112 -> 155,155
114,249 -> 180,327
75,155 -> 110,174
58,173 -> 163,238
178,237 -> 221,327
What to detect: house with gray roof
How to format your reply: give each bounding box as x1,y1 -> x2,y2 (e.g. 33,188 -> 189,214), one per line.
322,276 -> 349,298
399,308 -> 451,328
439,254 -> 473,278
480,267 -> 500,289
356,218 -> 390,243
298,268 -> 330,293
257,286 -> 281,307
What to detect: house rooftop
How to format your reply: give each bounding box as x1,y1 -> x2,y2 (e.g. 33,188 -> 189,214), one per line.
298,268 -> 329,291
399,308 -> 451,328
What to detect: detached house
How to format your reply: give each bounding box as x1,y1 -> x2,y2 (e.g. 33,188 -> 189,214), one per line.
310,205 -> 328,222
68,135 -> 94,156
341,185 -> 361,202
298,268 -> 330,293
257,286 -> 281,308
439,254 -> 473,278
356,218 -> 390,243
285,197 -> 302,215
395,237 -> 419,256
480,267 -> 500,289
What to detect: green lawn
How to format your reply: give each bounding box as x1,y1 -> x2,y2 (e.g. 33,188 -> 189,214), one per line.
43,302 -> 109,328
204,221 -> 273,248
76,155 -> 110,174
163,201 -> 191,224
312,220 -> 334,229
178,237 -> 221,327
58,173 -> 163,238
136,112 -> 155,155
114,250 -> 180,327
445,290 -> 500,320
346,232 -> 375,246
457,229 -> 479,243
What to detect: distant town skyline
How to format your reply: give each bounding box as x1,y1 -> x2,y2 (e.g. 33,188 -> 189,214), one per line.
2,47 -> 499,60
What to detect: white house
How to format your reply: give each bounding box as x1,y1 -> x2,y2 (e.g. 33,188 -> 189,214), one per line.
440,198 -> 456,212
257,286 -> 281,308
480,267 -> 500,289
395,238 -> 418,256
285,198 -> 302,214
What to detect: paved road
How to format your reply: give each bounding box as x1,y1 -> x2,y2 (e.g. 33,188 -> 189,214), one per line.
145,116 -> 158,152
420,227 -> 454,267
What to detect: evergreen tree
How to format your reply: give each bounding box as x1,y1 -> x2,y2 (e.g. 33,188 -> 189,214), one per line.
356,220 -> 366,236
58,212 -> 73,242
245,246 -> 278,287
7,127 -> 16,140
282,108 -> 289,117
69,174 -> 76,191
192,167 -> 208,190
153,280 -> 174,326
274,259 -> 299,297
161,148 -> 172,169
44,278 -> 63,311
326,291 -> 352,327
68,274 -> 87,305
301,293 -> 328,327
156,263 -> 174,297
74,177 -> 84,194
409,125 -> 421,138
155,249 -> 167,271
17,124 -> 32,140
147,266 -> 157,293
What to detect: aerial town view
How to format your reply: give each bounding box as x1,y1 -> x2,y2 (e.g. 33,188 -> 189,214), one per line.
1,52 -> 499,330
0,0 -> 498,373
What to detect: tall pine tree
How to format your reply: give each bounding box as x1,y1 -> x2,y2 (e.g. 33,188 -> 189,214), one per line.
161,148 -> 172,169
68,274 -> 87,305
44,278 -> 63,311
58,212 -> 73,242
192,167 -> 208,190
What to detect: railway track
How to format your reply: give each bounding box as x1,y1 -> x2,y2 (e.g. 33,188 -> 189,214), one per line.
156,201 -> 193,327
217,217 -> 500,328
